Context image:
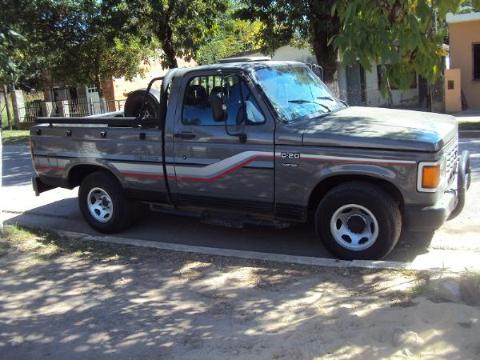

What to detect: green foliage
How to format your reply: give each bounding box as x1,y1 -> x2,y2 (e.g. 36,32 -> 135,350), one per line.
237,0 -> 339,81
125,0 -> 228,68
333,0 -> 463,94
2,0 -> 478,97
237,0 -> 310,53
0,0 -> 40,89
0,29 -> 26,86
0,0 -> 156,94
196,15 -> 264,64
33,0 -> 156,96
1,130 -> 30,145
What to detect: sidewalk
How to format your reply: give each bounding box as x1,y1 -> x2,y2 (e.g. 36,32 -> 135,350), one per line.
454,109 -> 480,122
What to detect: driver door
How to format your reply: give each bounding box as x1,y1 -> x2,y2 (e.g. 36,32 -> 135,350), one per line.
171,71 -> 275,214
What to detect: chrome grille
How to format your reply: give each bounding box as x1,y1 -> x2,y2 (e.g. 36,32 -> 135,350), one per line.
445,139 -> 458,184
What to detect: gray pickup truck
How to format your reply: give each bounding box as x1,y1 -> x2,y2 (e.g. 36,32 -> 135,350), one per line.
30,59 -> 471,260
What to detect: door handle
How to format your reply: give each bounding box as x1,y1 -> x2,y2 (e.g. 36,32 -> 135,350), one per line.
174,132 -> 196,140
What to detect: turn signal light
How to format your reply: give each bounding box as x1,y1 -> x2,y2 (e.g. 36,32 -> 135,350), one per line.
421,164 -> 441,189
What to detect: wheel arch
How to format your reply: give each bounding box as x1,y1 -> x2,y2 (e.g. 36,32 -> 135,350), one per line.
307,174 -> 404,221
67,163 -> 122,188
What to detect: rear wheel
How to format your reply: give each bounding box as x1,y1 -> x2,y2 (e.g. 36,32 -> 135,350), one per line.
79,171 -> 135,233
315,182 -> 401,260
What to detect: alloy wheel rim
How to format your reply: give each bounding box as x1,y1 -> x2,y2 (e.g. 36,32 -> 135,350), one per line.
330,204 -> 379,251
87,187 -> 113,223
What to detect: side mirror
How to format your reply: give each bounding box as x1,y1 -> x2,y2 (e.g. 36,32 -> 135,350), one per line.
210,92 -> 227,122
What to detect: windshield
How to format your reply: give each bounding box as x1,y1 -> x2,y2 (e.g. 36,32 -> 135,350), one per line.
253,64 -> 345,122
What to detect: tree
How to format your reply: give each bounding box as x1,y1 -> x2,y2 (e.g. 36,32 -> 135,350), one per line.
26,0 -> 156,110
0,0 -> 36,128
0,25 -> 23,129
1,0 -> 157,110
237,0 -> 340,82
333,0 -> 464,97
0,1 -> 39,89
196,13 -> 264,65
124,0 -> 229,69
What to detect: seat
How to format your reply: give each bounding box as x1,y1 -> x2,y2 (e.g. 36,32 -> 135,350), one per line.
185,85 -> 208,107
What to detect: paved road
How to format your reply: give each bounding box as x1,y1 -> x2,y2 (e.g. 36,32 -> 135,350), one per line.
2,139 -> 480,267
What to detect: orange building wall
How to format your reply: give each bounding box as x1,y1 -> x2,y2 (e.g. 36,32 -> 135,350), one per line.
449,20 -> 480,109
445,69 -> 462,113
111,56 -> 196,100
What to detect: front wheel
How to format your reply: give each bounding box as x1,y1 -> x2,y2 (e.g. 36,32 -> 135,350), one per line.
315,182 -> 401,260
79,171 -> 135,233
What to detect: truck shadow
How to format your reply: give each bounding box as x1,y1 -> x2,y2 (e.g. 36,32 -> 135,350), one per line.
4,198 -> 435,263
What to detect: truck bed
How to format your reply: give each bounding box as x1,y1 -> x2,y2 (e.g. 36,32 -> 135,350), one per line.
31,116 -> 168,201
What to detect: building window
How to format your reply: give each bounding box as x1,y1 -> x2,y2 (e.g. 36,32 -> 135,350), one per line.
473,44 -> 480,80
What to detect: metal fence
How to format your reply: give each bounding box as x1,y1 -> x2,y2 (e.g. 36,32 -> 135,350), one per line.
66,99 -> 126,117
23,101 -> 43,122
20,99 -> 126,123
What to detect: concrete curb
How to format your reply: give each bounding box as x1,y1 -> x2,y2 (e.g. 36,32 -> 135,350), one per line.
3,214 -> 478,273
48,229 -> 470,273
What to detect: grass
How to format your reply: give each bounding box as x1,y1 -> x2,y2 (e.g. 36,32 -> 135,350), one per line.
0,226 -> 62,267
461,271 -> 480,289
0,225 -> 134,269
1,109 -> 7,129
406,281 -> 430,298
0,241 -> 10,257
459,121 -> 480,130
1,130 -> 30,145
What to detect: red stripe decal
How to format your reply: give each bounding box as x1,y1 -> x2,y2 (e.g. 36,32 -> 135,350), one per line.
172,155 -> 273,183
301,157 -> 416,166
36,165 -> 63,171
120,154 -> 412,183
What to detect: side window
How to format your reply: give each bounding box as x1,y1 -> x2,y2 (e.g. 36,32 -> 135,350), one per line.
182,74 -> 265,126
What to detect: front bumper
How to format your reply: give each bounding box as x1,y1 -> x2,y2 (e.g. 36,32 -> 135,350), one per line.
405,150 -> 471,231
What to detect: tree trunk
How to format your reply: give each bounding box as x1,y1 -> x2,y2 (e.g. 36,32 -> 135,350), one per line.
160,22 -> 178,69
2,85 -> 13,130
94,74 -> 106,114
308,0 -> 340,83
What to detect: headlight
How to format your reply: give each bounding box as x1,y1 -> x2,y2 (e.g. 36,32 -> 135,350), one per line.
417,160 -> 445,192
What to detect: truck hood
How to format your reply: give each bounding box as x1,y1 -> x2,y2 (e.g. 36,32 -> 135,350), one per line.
301,106 -> 457,152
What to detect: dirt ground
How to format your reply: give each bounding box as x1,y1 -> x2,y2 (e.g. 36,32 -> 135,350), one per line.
0,227 -> 479,360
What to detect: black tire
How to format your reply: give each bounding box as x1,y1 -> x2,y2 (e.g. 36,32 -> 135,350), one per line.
124,89 -> 160,120
315,181 -> 401,260
78,171 -> 135,233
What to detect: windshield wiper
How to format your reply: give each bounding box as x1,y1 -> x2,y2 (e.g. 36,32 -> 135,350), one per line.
318,96 -> 349,108
288,99 -> 331,112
